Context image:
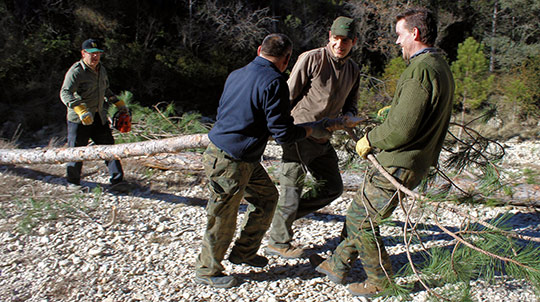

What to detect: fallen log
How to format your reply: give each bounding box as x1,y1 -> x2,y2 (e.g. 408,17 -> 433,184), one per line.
0,117 -> 368,165
0,134 -> 210,164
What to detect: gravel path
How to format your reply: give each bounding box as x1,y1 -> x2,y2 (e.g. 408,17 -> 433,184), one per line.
0,140 -> 539,302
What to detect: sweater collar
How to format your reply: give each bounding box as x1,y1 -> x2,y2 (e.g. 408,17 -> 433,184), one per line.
254,55 -> 282,73
409,47 -> 438,61
325,44 -> 352,66
80,59 -> 100,72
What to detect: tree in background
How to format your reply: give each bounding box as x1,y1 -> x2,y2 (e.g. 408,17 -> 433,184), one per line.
2,0 -> 540,142
451,37 -> 495,126
502,77 -> 531,123
381,56 -> 406,99
501,54 -> 540,121
473,0 -> 540,72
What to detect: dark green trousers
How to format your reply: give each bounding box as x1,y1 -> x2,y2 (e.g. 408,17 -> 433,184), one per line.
269,139 -> 343,247
327,166 -> 427,286
195,143 -> 278,277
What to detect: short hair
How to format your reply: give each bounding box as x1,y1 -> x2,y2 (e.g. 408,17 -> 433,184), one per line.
396,8 -> 437,46
260,33 -> 293,58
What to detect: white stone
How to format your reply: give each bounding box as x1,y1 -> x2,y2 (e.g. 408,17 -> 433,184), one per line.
88,247 -> 103,257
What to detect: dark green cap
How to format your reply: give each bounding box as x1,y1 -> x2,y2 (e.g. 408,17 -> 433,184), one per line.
330,16 -> 356,39
82,39 -> 104,53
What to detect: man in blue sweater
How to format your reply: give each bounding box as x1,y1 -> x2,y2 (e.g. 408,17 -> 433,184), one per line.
194,33 -> 329,288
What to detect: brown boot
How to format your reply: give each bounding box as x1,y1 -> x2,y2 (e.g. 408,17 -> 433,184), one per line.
347,281 -> 384,297
310,255 -> 345,284
266,244 -> 304,259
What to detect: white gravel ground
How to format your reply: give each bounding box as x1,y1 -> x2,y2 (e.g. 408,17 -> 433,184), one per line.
0,140 -> 538,302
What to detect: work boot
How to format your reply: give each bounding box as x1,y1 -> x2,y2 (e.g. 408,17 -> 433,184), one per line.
308,254 -> 324,268
348,281 -> 384,297
194,273 -> 237,288
67,183 -> 83,191
310,255 -> 345,284
266,244 -> 304,259
228,253 -> 269,268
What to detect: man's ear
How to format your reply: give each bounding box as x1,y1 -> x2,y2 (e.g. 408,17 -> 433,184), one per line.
257,45 -> 262,56
283,54 -> 291,70
412,27 -> 420,41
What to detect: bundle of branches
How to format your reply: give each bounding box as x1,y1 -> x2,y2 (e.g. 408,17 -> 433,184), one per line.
443,121 -> 505,173
334,115 -> 538,299
366,154 -> 540,300
108,92 -> 211,143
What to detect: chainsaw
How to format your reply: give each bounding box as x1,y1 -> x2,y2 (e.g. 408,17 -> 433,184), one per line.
112,109 -> 132,133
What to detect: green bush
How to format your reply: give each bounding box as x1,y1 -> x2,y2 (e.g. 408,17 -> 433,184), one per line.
108,91 -> 210,143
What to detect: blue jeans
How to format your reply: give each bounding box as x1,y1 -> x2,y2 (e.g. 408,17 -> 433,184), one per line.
66,114 -> 123,185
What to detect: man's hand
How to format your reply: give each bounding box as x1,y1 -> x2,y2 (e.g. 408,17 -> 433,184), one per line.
297,120 -> 331,139
73,104 -> 94,125
342,114 -> 366,128
324,115 -> 366,131
355,135 -> 372,159
309,119 -> 332,139
377,105 -> 391,119
113,99 -> 129,114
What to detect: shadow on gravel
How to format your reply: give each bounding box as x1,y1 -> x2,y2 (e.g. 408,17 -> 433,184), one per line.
490,211 -> 540,246
0,164 -> 209,207
140,191 -> 208,206
232,255 -> 427,295
306,210 -> 540,288
234,261 -> 321,283
1,164 -> 66,186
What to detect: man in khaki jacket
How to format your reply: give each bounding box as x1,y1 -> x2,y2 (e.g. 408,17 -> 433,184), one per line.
266,16 -> 360,258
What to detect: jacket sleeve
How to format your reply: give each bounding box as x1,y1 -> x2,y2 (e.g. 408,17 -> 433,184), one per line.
102,67 -> 116,101
59,64 -> 84,108
368,77 -> 429,150
342,71 -> 359,116
287,51 -> 318,107
265,78 -> 307,144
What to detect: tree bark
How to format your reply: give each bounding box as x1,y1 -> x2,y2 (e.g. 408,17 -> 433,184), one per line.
0,134 -> 210,165
489,0 -> 498,73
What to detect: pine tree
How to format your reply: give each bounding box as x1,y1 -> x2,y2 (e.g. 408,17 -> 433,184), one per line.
450,37 -> 495,142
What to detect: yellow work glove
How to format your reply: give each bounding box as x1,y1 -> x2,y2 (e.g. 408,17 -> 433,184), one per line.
113,99 -> 129,113
355,135 -> 372,159
73,104 -> 94,125
377,105 -> 391,118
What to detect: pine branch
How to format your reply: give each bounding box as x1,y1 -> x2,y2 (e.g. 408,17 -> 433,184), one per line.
438,203 -> 540,243
443,122 -> 505,172
153,102 -> 184,133
399,193 -> 448,300
365,154 -> 540,298
432,214 -> 538,273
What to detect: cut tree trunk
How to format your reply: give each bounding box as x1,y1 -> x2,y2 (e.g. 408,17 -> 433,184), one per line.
0,134 -> 210,164
0,118 -> 366,165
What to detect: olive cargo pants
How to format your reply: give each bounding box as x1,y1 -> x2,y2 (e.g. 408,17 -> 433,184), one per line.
326,166 -> 426,286
269,139 -> 343,248
195,143 -> 278,277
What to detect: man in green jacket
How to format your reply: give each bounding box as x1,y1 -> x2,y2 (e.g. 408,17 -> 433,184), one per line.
310,7 -> 455,297
60,39 -> 128,189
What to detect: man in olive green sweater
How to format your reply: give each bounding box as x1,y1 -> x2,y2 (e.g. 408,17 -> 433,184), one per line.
310,8 -> 455,297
